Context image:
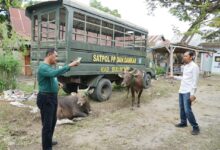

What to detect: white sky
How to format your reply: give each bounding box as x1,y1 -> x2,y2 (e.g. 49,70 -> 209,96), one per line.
77,0 -> 190,41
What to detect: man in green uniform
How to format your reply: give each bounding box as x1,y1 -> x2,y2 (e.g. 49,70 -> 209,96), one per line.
37,48 -> 79,150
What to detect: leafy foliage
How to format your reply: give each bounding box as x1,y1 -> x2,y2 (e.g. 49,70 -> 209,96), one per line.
145,0 -> 220,42
0,0 -> 22,22
155,66 -> 166,75
22,0 -> 41,8
0,0 -> 21,10
0,21 -> 27,54
0,54 -> 20,92
90,0 -> 121,18
0,21 -> 26,92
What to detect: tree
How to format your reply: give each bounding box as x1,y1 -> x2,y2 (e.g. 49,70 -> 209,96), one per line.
0,22 -> 26,52
145,0 -> 220,43
0,0 -> 25,52
0,21 -> 22,91
0,0 -> 22,22
22,0 -> 40,8
90,0 -> 121,18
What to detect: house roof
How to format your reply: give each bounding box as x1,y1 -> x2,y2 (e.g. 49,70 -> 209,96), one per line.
148,35 -> 170,47
149,43 -> 217,54
199,42 -> 220,48
9,7 -> 31,40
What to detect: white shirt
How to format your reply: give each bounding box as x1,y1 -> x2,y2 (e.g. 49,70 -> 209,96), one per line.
174,61 -> 199,95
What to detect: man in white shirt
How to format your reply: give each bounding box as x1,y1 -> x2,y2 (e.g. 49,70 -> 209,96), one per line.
170,50 -> 200,135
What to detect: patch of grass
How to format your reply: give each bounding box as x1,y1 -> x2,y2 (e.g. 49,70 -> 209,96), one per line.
156,124 -> 220,150
112,83 -> 124,91
0,140 -> 7,150
17,82 -> 35,93
22,100 -> 36,106
0,125 -> 9,136
0,101 -> 40,147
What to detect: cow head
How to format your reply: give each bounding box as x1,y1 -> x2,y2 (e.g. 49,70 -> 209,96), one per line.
71,91 -> 91,113
118,67 -> 136,87
71,92 -> 86,106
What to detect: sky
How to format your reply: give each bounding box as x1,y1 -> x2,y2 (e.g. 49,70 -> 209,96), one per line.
76,0 -> 190,41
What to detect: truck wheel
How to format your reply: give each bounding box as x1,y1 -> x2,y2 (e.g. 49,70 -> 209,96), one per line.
145,73 -> 151,88
62,83 -> 78,94
92,78 -> 112,102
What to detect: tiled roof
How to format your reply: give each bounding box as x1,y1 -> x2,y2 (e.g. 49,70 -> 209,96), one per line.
9,7 -> 31,40
148,35 -> 170,47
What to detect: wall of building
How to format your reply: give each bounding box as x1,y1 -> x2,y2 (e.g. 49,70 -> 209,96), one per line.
211,49 -> 220,74
200,53 -> 213,72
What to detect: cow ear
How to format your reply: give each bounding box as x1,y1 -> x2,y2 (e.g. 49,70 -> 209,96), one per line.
87,88 -> 94,94
71,92 -> 77,97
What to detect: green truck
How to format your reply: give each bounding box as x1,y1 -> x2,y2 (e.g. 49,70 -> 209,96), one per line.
26,0 -> 155,101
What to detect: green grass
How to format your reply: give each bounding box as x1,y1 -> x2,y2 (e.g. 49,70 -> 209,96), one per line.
112,82 -> 124,91
0,140 -> 7,150
16,82 -> 36,93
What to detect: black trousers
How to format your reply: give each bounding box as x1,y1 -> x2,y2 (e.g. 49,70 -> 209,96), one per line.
37,92 -> 57,150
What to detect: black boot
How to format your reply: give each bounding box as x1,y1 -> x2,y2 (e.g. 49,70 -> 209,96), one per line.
175,123 -> 187,128
52,141 -> 58,146
191,127 -> 200,135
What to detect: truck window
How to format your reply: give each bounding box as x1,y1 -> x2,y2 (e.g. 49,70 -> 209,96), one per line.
72,12 -> 85,42
124,29 -> 134,49
33,15 -> 38,41
115,25 -> 124,48
86,15 -> 101,44
59,7 -> 66,40
40,11 -> 56,41
101,21 -> 113,47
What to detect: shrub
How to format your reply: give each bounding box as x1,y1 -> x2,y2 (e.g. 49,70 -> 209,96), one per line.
0,54 -> 20,92
156,66 -> 166,75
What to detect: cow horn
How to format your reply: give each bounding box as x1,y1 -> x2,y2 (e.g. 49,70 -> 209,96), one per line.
129,68 -> 137,75
118,73 -> 123,78
79,86 -> 94,96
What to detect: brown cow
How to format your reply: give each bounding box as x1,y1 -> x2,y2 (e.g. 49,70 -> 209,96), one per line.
119,68 -> 145,109
57,92 -> 91,120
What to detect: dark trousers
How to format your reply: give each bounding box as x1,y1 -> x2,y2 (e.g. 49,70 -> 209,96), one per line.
179,93 -> 198,128
37,92 -> 58,150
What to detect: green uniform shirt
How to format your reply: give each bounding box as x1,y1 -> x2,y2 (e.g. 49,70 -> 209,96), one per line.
37,62 -> 70,93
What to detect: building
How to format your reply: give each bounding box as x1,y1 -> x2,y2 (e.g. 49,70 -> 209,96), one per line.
200,42 -> 220,74
9,7 -> 32,76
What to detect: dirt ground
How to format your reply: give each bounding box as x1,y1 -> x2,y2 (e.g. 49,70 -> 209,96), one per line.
0,75 -> 220,150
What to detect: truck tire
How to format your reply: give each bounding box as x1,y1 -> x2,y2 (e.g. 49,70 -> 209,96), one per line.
144,73 -> 151,88
62,83 -> 78,94
92,78 -> 112,102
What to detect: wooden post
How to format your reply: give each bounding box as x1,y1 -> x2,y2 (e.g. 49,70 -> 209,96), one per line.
170,49 -> 173,76
169,46 -> 176,76
194,51 -> 199,64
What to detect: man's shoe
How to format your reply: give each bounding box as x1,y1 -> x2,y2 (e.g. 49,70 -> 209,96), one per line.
191,127 -> 200,135
175,123 -> 187,128
52,141 -> 58,146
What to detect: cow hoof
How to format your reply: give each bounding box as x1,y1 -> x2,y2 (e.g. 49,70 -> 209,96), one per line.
137,105 -> 140,107
130,107 -> 134,110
